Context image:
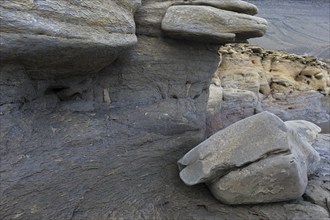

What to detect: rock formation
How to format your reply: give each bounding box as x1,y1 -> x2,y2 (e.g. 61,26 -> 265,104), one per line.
1,0 -> 329,219
179,112 -> 321,204
207,44 -> 330,136
0,0 -> 140,78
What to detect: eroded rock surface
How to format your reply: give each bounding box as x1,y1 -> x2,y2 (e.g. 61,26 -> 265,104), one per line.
179,112 -> 321,205
304,134 -> 330,210
207,44 -> 330,136
135,0 -> 266,43
0,0 -> 141,78
2,0 -> 329,219
161,5 -> 267,43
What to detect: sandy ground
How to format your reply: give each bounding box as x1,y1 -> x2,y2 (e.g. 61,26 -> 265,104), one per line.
248,0 -> 330,59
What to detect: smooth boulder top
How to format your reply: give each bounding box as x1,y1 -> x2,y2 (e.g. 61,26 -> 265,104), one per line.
161,5 -> 267,44
1,0 -> 140,46
142,0 -> 258,15
172,0 -> 258,15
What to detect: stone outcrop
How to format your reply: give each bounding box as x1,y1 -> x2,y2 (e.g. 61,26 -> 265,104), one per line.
179,112 -> 321,205
1,0 -> 329,219
207,44 -> 330,136
161,5 -> 267,43
135,0 -> 266,42
0,0 -> 141,78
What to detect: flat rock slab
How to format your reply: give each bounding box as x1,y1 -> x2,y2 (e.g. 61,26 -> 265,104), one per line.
161,5 -> 267,43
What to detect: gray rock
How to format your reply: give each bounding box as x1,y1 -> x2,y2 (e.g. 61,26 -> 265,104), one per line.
0,0 -> 141,78
262,91 -> 330,126
285,120 -> 321,175
209,154 -> 308,204
135,0 -> 260,37
0,65 -> 36,114
162,6 -> 267,43
304,134 -> 330,210
251,200 -> 329,220
172,0 -> 258,15
179,111 -> 290,185
3,0 -> 328,219
206,88 -> 260,136
179,112 -> 321,204
135,1 -> 173,37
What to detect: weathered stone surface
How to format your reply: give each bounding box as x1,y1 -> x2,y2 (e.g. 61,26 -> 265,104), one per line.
174,0 -> 258,15
304,134 -> 330,210
1,0 -> 329,219
207,44 -> 330,135
0,65 -> 36,114
135,0 -> 260,37
207,88 -> 260,136
179,112 -> 321,205
251,200 -> 329,220
0,0 -> 141,78
209,154 -> 308,204
285,120 -> 321,175
179,111 -> 290,186
0,32 -> 220,220
162,6 -> 267,43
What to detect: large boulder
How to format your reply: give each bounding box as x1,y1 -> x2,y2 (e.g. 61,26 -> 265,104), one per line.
135,0 -> 266,43
0,0 -> 141,78
179,111 -> 321,204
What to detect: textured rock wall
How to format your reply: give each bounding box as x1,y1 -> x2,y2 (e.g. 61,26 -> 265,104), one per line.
207,44 -> 330,136
1,1 -> 328,219
0,0 -> 141,78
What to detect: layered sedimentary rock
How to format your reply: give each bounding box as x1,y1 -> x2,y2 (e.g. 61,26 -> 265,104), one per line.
135,0 -> 266,42
0,0 -> 141,78
179,112 -> 321,204
207,44 -> 330,136
161,5 -> 267,43
1,0 -> 329,219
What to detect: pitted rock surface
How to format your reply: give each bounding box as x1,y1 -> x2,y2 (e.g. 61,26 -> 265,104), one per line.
207,44 -> 330,136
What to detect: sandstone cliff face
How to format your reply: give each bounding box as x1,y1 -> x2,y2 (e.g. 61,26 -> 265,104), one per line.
1,1 -> 329,219
207,44 -> 330,136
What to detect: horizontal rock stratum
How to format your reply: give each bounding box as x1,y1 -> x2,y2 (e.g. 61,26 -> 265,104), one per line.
162,5 -> 267,43
178,111 -> 321,204
3,0 -> 329,219
0,0 -> 141,78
